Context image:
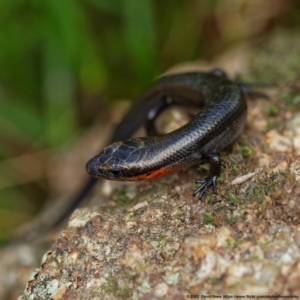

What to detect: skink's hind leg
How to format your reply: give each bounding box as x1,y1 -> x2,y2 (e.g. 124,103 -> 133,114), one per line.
237,81 -> 270,100
193,151 -> 220,200
145,95 -> 174,136
240,84 -> 269,100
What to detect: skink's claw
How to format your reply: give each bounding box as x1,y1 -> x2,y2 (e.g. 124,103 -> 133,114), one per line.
193,176 -> 217,200
195,180 -> 205,184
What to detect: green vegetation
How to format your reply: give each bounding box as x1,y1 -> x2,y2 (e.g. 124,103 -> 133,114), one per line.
117,192 -> 131,207
266,105 -> 279,116
101,276 -> 118,294
231,166 -> 239,175
229,191 -> 238,204
241,146 -> 253,157
202,212 -> 215,225
216,174 -> 225,184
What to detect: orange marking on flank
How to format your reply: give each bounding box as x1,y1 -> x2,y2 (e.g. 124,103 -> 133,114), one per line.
130,166 -> 179,181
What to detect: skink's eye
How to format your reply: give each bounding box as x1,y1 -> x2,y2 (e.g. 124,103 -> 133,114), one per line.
110,170 -> 121,177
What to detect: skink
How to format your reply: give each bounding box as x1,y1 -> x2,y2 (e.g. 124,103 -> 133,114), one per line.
86,69 -> 248,199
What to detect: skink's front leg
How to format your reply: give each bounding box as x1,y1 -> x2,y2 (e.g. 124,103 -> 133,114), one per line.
193,151 -> 220,200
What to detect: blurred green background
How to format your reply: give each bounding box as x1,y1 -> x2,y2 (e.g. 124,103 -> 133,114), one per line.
0,0 -> 299,243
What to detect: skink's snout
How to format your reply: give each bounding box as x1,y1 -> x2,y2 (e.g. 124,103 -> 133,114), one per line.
86,146 -> 117,178
86,157 -> 100,177
85,147 -> 127,180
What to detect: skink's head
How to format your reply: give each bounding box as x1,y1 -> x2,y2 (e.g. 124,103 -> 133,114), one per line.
86,138 -> 178,181
86,139 -> 145,180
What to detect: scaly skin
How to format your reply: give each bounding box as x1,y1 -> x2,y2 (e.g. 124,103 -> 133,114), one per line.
86,70 -> 247,199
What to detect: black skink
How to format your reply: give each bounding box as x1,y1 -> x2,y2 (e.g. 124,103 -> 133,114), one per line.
86,70 -> 247,199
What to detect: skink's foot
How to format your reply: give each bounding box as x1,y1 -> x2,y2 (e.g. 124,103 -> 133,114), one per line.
193,176 -> 217,200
